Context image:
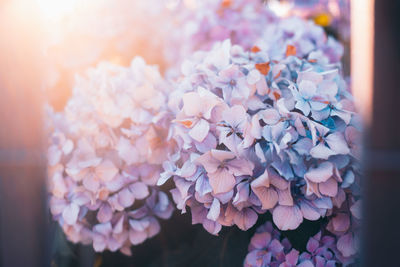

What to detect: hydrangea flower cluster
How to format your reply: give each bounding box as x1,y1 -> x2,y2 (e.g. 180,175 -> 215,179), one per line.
244,221 -> 355,267
45,1 -> 360,262
159,38 -> 360,237
47,57 -> 175,255
254,16 -> 344,64
165,0 -> 275,66
165,0 -> 343,74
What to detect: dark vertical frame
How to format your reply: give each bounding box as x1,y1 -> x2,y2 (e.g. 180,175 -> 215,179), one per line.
363,1 -> 400,266
0,2 -> 49,267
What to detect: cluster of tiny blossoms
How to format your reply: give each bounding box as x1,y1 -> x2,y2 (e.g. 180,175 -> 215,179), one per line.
244,221 -> 355,267
159,39 -> 361,240
47,57 -> 175,254
165,0 -> 275,67
45,1 -> 360,262
165,0 -> 342,74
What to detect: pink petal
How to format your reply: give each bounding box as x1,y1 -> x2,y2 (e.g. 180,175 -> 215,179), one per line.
208,168 -> 236,194
129,182 -> 149,200
305,180 -> 320,197
285,249 -> 299,265
222,105 -> 247,129
195,151 -> 220,173
299,201 -> 321,221
277,188 -> 294,206
259,109 -> 281,125
195,132 -> 217,153
251,232 -> 271,249
147,218 -> 161,238
198,88 -> 223,120
298,71 -> 323,84
96,160 -> 118,182
294,117 -> 307,137
332,213 -> 350,232
319,80 -> 339,98
214,190 -> 234,204
175,178 -> 192,199
83,175 -> 100,192
272,205 -> 303,230
48,146 -> 62,166
62,203 -> 79,225
325,132 -> 350,155
269,239 -> 284,253
118,188 -> 135,208
191,204 -> 207,224
306,236 -> 320,253
293,138 -> 313,155
216,205 -> 234,228
189,119 -> 210,142
251,173 -> 278,210
350,200 -> 362,220
298,80 -> 317,97
93,235 -> 107,252
195,173 -> 213,196
232,182 -> 250,208
233,208 -> 258,231
117,137 -> 139,165
97,203 -> 113,223
337,233 -> 357,257
93,222 -> 112,236
315,255 -> 326,267
207,198 -> 221,221
50,197 -> 67,215
305,162 -> 333,183
251,169 -> 270,187
129,219 -> 148,231
310,143 -> 336,159
51,172 -> 67,198
228,158 -> 254,176
319,178 -> 338,197
269,171 -> 289,190
345,126 -> 358,142
203,219 -> 222,235
170,188 -> 189,212
332,188 -> 346,208
180,161 -> 197,178
210,149 -> 235,162
247,69 -> 261,84
113,215 -> 125,234
313,197 -> 333,209
182,92 -> 204,117
129,230 -> 147,245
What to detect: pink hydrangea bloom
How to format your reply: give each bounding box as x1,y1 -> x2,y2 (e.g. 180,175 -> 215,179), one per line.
244,221 -> 292,267
165,0 -> 342,75
161,39 -> 360,237
245,221 -> 358,267
165,0 -> 276,69
47,58 -> 175,254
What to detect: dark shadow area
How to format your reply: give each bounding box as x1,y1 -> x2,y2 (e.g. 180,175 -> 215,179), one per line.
363,1 -> 400,267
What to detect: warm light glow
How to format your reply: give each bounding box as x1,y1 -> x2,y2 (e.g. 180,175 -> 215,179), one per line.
267,0 -> 293,17
351,0 -> 374,126
328,0 -> 340,18
36,0 -> 79,20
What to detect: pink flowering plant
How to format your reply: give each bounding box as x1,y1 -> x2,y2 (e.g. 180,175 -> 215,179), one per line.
244,221 -> 354,267
160,36 -> 360,235
165,0 -> 343,76
47,57 -> 175,255
46,1 -> 360,265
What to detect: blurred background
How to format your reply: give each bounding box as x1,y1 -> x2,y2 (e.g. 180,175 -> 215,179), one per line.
0,0 -> 399,266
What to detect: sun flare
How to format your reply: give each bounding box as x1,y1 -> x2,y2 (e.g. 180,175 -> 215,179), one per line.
36,0 -> 79,20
